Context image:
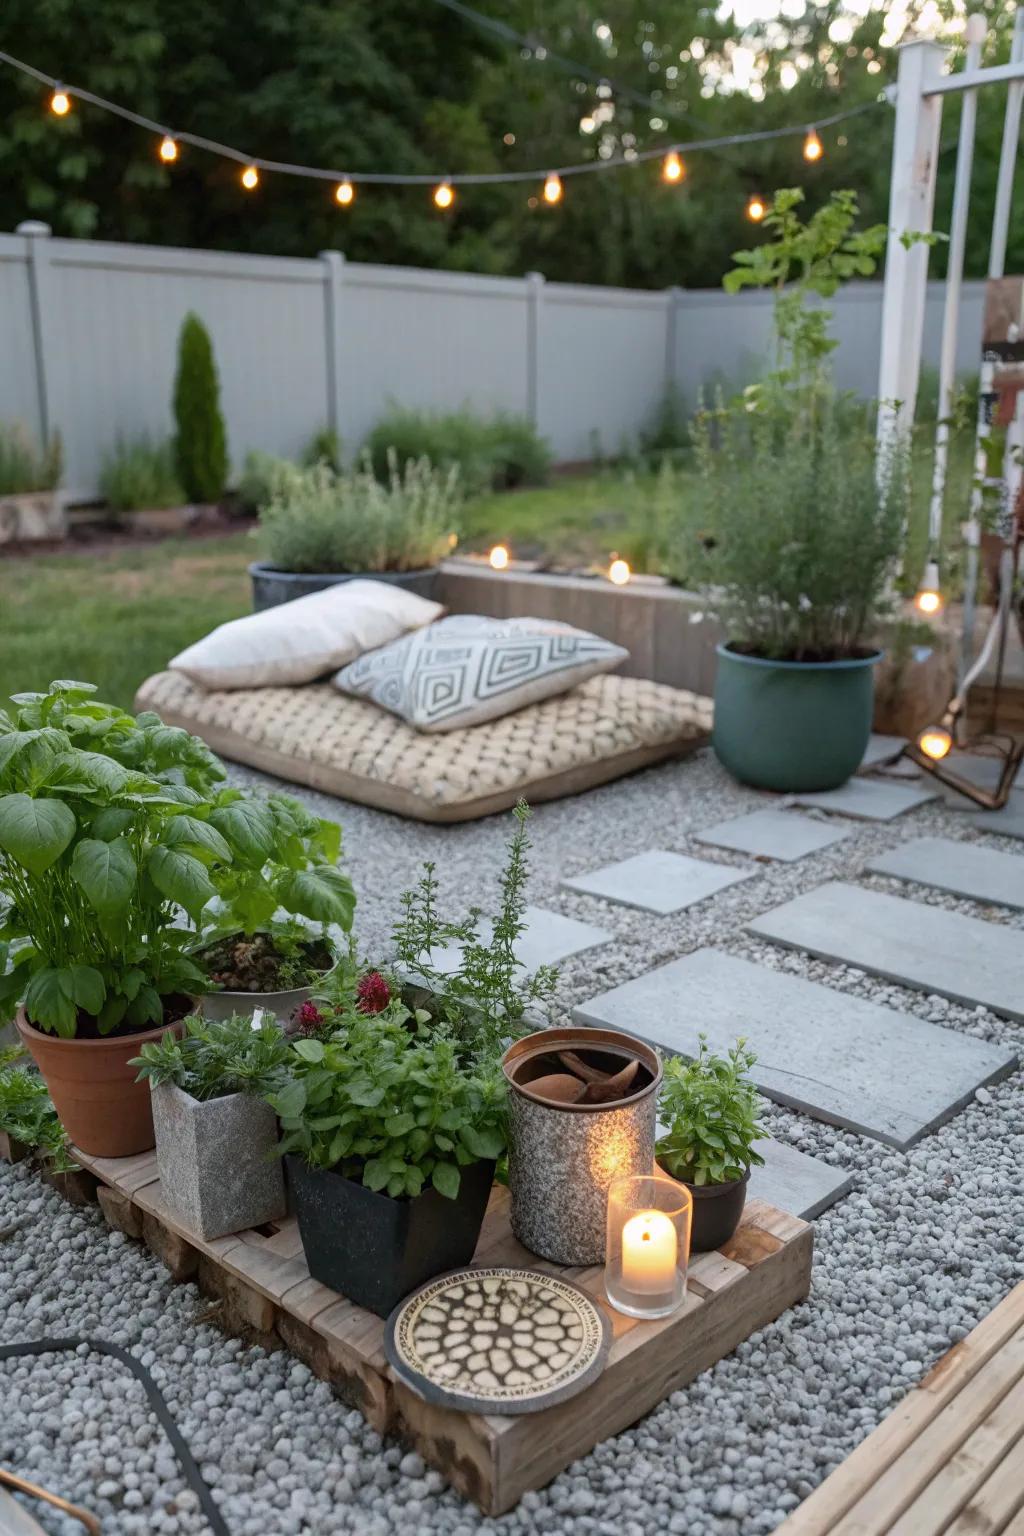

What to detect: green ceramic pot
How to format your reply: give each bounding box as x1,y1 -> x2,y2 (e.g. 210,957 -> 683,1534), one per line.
713,642 -> 882,793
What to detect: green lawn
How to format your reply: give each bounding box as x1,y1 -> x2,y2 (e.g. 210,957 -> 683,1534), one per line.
0,438 -> 974,713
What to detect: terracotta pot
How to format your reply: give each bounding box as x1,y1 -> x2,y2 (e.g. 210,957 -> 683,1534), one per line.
15,1007 -> 182,1158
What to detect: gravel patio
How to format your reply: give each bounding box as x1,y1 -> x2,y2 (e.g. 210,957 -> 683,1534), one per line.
2,744 -> 1022,1536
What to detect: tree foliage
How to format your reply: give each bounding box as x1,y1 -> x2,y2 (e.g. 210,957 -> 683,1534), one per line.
173,313 -> 227,503
0,0 -> 1020,288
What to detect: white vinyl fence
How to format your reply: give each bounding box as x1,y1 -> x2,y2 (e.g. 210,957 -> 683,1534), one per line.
0,226 -> 987,498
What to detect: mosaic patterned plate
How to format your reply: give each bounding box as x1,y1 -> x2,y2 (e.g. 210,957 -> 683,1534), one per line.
385,1267 -> 611,1414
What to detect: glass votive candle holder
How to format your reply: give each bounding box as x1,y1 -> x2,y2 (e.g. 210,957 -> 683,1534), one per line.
604,1173 -> 692,1319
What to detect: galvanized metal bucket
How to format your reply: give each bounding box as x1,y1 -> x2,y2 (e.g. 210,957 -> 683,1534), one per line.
501,1027 -> 662,1265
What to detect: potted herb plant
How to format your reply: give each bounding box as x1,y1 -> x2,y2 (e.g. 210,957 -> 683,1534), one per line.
193,790 -> 354,1024
0,680 -> 234,1155
132,1013 -> 291,1239
249,451 -> 459,610
655,1036 -> 766,1253
269,1008 -> 506,1317
0,421 -> 64,544
683,189 -> 908,791
0,1046 -> 63,1164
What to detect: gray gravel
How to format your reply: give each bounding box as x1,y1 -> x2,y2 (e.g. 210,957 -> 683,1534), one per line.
2,746 -> 1022,1536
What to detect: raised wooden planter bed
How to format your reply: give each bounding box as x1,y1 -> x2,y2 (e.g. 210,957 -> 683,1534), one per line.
71,1143 -> 812,1515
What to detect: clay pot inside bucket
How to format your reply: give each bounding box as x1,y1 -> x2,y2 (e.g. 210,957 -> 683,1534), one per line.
502,1027 -> 662,1266
16,1004 -> 186,1158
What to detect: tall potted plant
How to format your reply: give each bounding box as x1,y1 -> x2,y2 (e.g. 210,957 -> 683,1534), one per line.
0,681 -> 228,1155
192,789 -> 355,1023
685,189 -> 909,791
655,1036 -> 766,1252
0,421 -> 64,544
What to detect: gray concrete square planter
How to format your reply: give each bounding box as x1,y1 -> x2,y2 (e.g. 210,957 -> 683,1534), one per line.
151,1082 -> 286,1240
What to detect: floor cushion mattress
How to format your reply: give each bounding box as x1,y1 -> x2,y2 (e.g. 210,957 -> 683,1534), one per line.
134,670 -> 712,823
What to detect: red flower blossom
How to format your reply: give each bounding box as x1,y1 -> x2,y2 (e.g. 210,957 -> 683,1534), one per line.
356,971 -> 391,1015
291,1000 -> 324,1035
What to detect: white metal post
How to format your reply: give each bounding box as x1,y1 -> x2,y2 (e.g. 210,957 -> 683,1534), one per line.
924,15 -> 986,578
525,271 -> 545,428
319,249 -> 347,460
876,39 -> 946,450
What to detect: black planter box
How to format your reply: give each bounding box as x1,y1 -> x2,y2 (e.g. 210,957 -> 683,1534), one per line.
285,1155 -> 495,1317
249,562 -> 439,612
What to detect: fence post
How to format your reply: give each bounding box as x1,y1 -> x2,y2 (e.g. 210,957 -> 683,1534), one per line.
17,220 -> 55,446
525,271 -> 545,428
664,285 -> 683,393
319,249 -> 346,458
876,39 -> 946,450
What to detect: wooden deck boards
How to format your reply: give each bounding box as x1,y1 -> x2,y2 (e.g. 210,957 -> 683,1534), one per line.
72,1145 -> 812,1515
780,1279 -> 1024,1536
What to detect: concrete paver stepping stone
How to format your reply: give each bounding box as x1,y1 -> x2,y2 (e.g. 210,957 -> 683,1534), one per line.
748,879 -> 1024,1022
696,809 -> 852,862
868,836 -> 1024,911
967,790 -> 1024,840
561,850 -> 753,915
575,947 -> 1016,1146
859,733 -> 908,770
791,778 -> 939,821
429,905 -> 613,976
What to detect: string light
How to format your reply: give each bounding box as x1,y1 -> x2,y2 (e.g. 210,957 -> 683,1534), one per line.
914,558 -> 943,616
434,180 -> 455,210
746,194 -> 767,222
803,129 -> 823,162
49,85 -> 70,116
241,165 -> 259,191
662,150 -> 685,183
334,179 -> 355,206
159,134 -> 178,163
917,726 -> 952,761
543,172 -> 563,204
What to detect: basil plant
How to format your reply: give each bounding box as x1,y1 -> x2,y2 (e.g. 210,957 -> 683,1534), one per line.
0,680 -> 350,1038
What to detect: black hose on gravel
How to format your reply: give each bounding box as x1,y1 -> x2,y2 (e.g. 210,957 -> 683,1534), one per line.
0,1336 -> 231,1536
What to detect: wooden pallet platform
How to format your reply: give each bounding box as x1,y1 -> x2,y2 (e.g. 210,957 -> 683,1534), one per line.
780,1278 -> 1024,1535
73,1145 -> 812,1515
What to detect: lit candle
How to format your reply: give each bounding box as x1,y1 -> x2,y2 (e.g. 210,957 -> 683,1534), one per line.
489,544 -> 510,571
620,1209 -> 677,1294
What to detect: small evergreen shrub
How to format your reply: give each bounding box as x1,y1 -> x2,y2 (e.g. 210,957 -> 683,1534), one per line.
0,422 -> 62,494
173,312 -> 228,503
365,407 -> 551,495
99,436 -> 184,512
259,452 -> 459,574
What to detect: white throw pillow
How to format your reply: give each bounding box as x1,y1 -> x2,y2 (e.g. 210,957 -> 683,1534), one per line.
332,614 -> 629,732
169,580 -> 444,690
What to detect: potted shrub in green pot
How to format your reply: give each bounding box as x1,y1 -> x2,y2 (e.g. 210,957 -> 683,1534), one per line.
269,1006 -> 506,1317
655,1036 -> 766,1252
684,188 -> 908,792
131,1012 -> 291,1239
0,680 -> 229,1157
250,452 -> 459,611
192,790 -> 355,1024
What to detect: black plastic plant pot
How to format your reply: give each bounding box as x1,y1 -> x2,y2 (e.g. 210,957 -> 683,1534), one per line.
285,1155 -> 496,1318
671,1167 -> 750,1254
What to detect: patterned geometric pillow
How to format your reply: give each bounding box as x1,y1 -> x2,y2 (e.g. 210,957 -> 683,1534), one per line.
332,614 -> 629,732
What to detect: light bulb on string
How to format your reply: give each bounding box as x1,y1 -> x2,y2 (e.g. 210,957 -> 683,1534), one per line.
803,129 -> 823,163
434,180 -> 455,210
914,559 -> 943,616
662,151 -> 685,184
50,85 -> 71,116
335,179 -> 355,207
543,172 -> 563,204
241,165 -> 259,191
746,195 -> 766,223
159,135 -> 178,164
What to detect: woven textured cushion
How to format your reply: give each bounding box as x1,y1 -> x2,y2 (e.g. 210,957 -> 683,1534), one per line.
333,614 -> 628,732
134,670 -> 712,824
169,580 -> 444,690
